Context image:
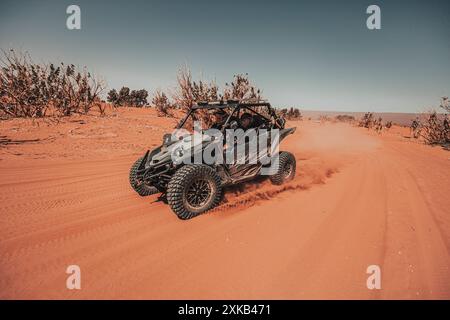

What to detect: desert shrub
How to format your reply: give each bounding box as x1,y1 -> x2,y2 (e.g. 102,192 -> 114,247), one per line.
117,87 -> 130,105
290,108 -> 302,120
279,107 -> 302,120
173,66 -> 227,126
222,73 -> 261,102
173,67 -> 264,122
107,87 -> 148,107
373,117 -> 383,133
130,89 -> 149,107
412,98 -> 450,145
439,97 -> 450,146
223,73 -> 267,116
441,97 -> 449,113
107,89 -> 119,106
173,66 -> 218,112
173,67 -> 266,125
335,114 -> 355,122
96,101 -> 110,116
410,117 -> 422,138
0,49 -> 104,118
152,89 -> 173,117
358,113 -> 386,133
421,111 -> 449,145
359,112 -> 374,128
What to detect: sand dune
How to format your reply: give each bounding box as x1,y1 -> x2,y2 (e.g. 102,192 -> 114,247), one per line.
0,109 -> 449,299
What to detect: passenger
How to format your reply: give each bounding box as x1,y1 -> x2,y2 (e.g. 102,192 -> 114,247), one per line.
251,114 -> 265,128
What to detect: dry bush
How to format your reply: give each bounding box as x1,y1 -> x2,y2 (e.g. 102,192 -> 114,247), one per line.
374,117 -> 383,133
358,113 -> 386,133
408,99 -> 448,145
107,87 -> 148,107
96,101 -> 111,116
173,67 -> 264,120
335,114 -> 355,123
223,73 -> 267,116
173,66 -> 218,111
278,108 -> 287,118
279,107 -> 302,120
359,112 -> 374,128
222,73 -> 262,101
410,117 -> 422,139
318,115 -> 331,122
441,97 -> 449,113
0,49 -> 104,118
173,66 -> 222,126
414,98 -> 449,145
152,89 -> 173,117
171,67 -> 266,127
421,111 -> 449,145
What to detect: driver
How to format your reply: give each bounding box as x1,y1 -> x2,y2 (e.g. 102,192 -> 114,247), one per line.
239,112 -> 253,130
210,109 -> 228,130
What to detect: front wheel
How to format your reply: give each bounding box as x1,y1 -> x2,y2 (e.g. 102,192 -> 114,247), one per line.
167,165 -> 222,220
129,157 -> 159,196
269,151 -> 296,185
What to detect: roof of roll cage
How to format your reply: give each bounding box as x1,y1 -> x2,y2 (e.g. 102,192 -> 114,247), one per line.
191,100 -> 272,110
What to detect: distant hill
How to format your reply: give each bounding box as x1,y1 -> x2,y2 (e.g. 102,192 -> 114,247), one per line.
299,110 -> 421,126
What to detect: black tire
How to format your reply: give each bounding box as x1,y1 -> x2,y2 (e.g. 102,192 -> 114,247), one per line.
167,165 -> 222,220
269,151 -> 296,185
129,157 -> 159,196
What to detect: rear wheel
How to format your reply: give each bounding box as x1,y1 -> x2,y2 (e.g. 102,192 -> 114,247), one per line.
269,151 -> 296,185
167,165 -> 222,220
129,157 -> 159,196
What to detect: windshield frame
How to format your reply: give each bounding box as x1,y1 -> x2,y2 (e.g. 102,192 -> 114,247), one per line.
176,106 -> 240,132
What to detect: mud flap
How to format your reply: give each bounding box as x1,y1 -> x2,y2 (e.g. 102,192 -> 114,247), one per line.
279,127 -> 296,142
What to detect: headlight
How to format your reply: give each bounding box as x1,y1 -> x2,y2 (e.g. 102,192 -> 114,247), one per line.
163,133 -> 172,145
175,147 -> 184,158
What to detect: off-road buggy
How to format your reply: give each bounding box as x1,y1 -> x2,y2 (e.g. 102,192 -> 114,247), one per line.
129,100 -> 296,219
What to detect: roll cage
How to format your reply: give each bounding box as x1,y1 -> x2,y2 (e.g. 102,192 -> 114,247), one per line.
176,100 -> 286,131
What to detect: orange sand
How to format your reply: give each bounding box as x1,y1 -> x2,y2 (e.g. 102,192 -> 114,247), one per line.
0,108 -> 449,299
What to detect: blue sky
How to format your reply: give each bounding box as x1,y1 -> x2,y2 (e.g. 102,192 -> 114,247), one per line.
0,0 -> 449,112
